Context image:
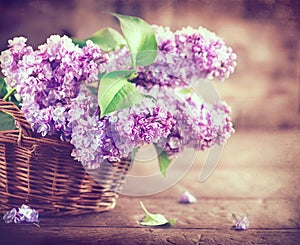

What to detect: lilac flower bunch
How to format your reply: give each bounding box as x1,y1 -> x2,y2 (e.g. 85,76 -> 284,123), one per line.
0,14 -> 236,174
109,97 -> 175,157
107,25 -> 237,89
141,86 -> 234,157
0,35 -> 108,139
68,86 -> 121,168
69,86 -> 175,168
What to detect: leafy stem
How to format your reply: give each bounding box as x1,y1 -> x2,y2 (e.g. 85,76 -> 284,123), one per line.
139,201 -> 176,226
3,88 -> 16,101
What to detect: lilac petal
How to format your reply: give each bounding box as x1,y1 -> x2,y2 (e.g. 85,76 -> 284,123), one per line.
14,216 -> 21,224
18,204 -> 39,223
179,191 -> 197,204
3,208 -> 17,224
3,205 -> 39,224
233,215 -> 250,230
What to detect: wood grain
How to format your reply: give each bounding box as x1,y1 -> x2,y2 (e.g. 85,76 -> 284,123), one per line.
0,226 -> 299,245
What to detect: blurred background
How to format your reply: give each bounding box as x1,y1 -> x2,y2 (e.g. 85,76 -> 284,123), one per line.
0,1 -> 299,235
0,0 -> 299,130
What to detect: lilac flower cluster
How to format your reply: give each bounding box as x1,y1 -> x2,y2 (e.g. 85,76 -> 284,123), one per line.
107,25 -> 237,89
0,35 -> 108,139
109,98 -> 175,157
69,88 -> 175,168
142,86 -> 234,157
68,87 -> 121,168
175,26 -> 237,81
0,24 -> 236,170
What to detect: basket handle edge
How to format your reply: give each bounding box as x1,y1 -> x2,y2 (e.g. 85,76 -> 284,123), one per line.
0,99 -> 32,137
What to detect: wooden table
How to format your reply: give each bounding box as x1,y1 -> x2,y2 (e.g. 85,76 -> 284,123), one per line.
1,130 -> 299,244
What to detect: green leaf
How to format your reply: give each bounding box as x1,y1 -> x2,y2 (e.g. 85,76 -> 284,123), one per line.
71,38 -> 86,48
154,145 -> 173,177
0,112 -> 16,131
0,77 -> 8,98
112,13 -> 158,68
178,87 -> 195,95
139,201 -> 176,226
89,27 -> 126,51
72,27 -> 126,51
98,70 -> 144,118
131,148 -> 138,161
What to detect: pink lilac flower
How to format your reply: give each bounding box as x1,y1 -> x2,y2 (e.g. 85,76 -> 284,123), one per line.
0,35 -> 108,139
208,101 -> 235,146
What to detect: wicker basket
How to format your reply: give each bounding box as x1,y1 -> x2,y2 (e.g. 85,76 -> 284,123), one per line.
0,99 -> 131,216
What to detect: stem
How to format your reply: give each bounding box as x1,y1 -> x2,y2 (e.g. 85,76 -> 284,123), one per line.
3,88 -> 16,101
140,201 -> 151,216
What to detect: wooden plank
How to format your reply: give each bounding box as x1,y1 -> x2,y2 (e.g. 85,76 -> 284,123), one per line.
0,198 -> 298,229
0,226 -> 299,245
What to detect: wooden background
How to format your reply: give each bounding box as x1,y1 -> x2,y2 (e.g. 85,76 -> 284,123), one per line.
0,0 -> 299,244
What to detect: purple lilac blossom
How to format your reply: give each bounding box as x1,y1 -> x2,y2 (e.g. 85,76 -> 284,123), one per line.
109,97 -> 175,157
104,47 -> 131,71
134,25 -> 188,88
68,86 -> 121,168
107,25 -> 237,89
0,30 -> 235,169
141,86 -> 234,156
0,35 -> 108,139
3,208 -> 18,224
18,204 -> 39,223
69,87 -> 175,168
175,26 -> 237,81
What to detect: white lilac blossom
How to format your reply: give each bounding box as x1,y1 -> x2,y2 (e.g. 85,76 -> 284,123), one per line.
0,35 -> 108,139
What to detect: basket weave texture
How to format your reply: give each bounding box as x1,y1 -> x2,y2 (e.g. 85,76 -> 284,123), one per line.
0,99 -> 131,216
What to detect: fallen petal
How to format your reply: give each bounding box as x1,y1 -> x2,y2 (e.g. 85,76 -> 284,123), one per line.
3,205 -> 39,224
18,205 -> 39,223
233,215 -> 249,230
179,191 -> 197,204
3,208 -> 17,224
